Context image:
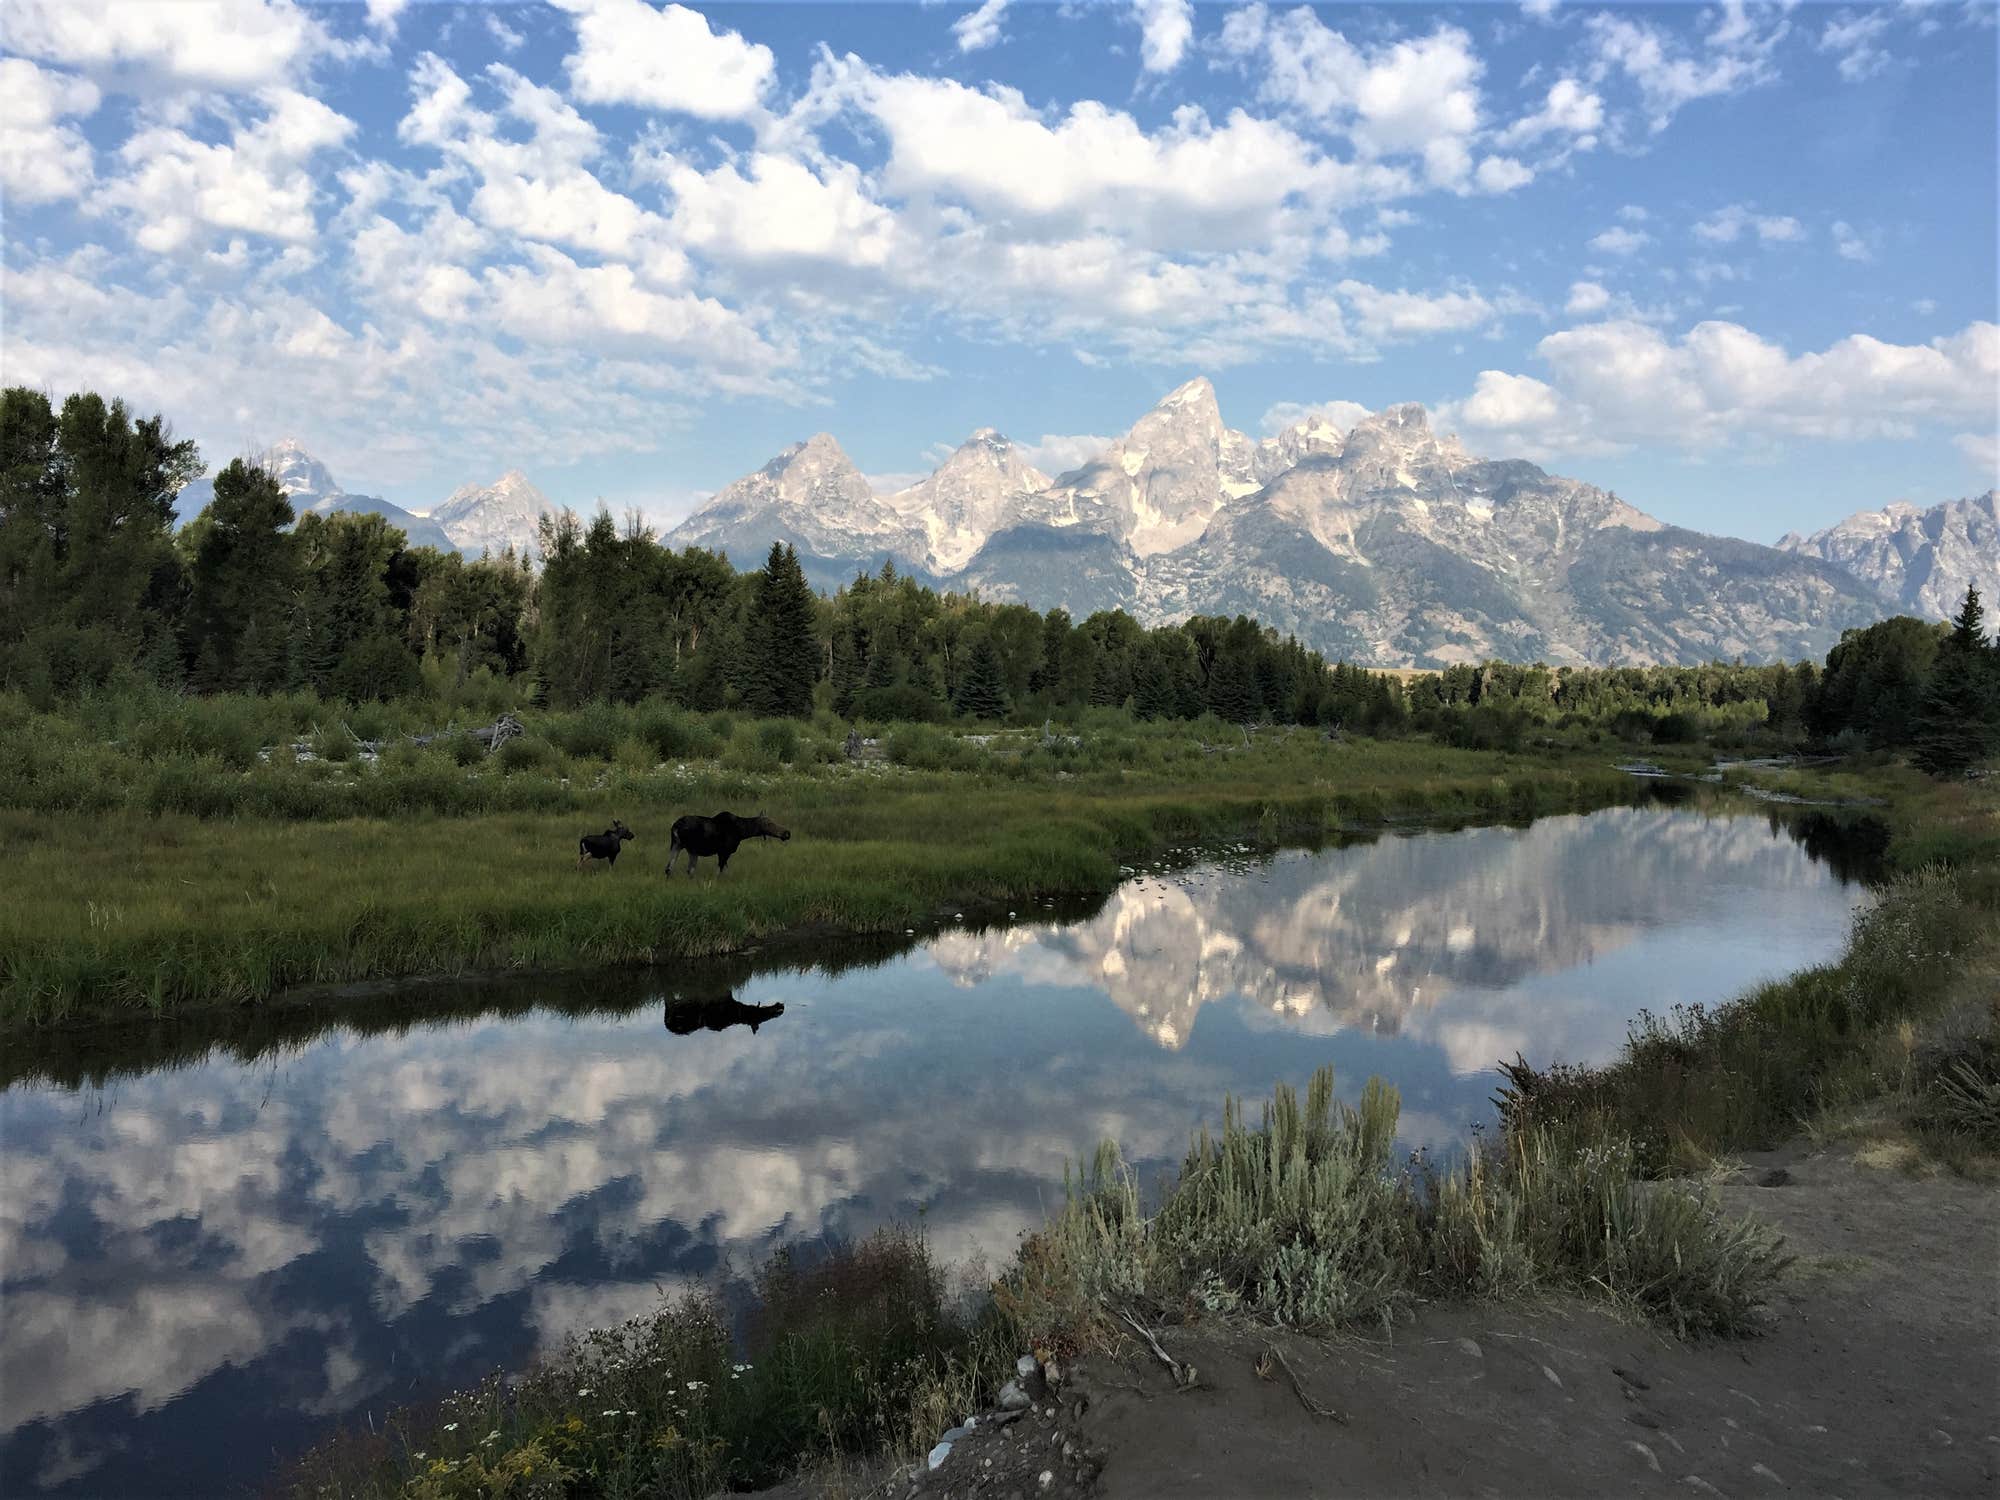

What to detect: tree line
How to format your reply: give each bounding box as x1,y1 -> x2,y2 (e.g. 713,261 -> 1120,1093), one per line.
2,386 -> 1993,771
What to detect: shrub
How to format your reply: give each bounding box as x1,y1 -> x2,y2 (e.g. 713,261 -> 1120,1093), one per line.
497,734 -> 559,775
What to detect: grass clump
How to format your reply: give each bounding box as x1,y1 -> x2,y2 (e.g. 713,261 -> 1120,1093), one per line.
1002,1066 -> 1788,1353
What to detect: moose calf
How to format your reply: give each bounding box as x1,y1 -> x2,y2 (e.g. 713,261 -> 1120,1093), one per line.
577,819 -> 634,871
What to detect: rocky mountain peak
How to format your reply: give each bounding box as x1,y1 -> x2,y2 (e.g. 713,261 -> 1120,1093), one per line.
888,429 -> 1051,574
1776,490 -> 1999,619
259,438 -> 341,504
430,468 -> 559,560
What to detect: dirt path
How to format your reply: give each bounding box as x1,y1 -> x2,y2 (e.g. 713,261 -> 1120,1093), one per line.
853,1144 -> 1997,1499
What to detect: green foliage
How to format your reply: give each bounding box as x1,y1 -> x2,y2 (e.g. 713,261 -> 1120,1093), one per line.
742,543 -> 819,718
1910,588 -> 1999,777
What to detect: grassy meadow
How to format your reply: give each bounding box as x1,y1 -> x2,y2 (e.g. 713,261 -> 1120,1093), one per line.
0,689 -> 1645,1028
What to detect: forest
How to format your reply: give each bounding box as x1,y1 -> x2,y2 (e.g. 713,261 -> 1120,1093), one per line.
3,386 -> 1994,771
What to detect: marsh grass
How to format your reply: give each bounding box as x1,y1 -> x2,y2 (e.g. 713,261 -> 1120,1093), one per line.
0,691 -> 1640,1027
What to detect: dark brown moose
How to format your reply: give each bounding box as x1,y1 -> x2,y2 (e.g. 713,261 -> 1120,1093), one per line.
665,811 -> 790,877
577,819 -> 633,871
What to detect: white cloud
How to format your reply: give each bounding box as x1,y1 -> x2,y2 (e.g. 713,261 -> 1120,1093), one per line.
1565,280 -> 1611,315
952,0 -> 1011,54
482,245 -> 779,369
1819,10 -> 1895,81
1588,225 -> 1650,255
1494,77 -> 1603,148
1259,398 -> 1372,437
485,11 -> 527,52
1337,280 -> 1494,340
1016,432 -> 1114,474
1694,204 -> 1804,244
1522,0 -> 1561,20
1133,0 -> 1195,74
653,151 -> 903,269
0,59 -> 101,205
551,0 -> 775,120
1617,204 -> 1650,223
1957,431 -> 1998,485
1218,9 -> 1487,189
95,88 -> 354,251
1584,6 -> 1782,131
1439,318 -> 1999,457
1832,220 -> 1873,262
364,0 -> 412,34
2,0 -> 331,91
1474,155 -> 1533,193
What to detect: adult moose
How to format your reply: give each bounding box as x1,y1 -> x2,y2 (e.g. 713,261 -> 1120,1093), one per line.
665,811 -> 790,878
577,819 -> 633,872
663,995 -> 786,1035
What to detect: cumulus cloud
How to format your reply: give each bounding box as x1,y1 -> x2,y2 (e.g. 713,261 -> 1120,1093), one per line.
95,87 -> 354,251
1438,318 -> 1999,458
1133,0 -> 1195,73
1016,432 -> 1115,474
1259,398 -> 1372,436
952,0 -> 1011,53
1565,280 -> 1611,315
1588,225 -> 1649,255
1832,220 -> 1873,262
551,0 -> 775,120
1694,204 -> 1804,244
1494,77 -> 1603,148
1584,3 -> 1783,132
2,0 -> 332,91
1337,280 -> 1494,341
0,58 -> 101,205
1217,8 -> 1488,189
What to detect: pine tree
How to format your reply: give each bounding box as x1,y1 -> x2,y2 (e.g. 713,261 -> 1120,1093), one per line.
1911,586 -> 1999,776
954,634 -> 1009,720
743,542 -> 818,717
183,458 -> 296,692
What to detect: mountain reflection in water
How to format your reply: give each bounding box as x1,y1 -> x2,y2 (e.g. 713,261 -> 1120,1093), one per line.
0,803 -> 1876,1497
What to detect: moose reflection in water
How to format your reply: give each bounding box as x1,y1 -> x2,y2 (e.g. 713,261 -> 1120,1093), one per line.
664,995 -> 786,1035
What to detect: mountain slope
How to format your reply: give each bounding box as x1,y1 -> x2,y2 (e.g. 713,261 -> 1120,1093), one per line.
883,430 -> 1050,574
1777,493 -> 1999,620
430,469 -> 558,561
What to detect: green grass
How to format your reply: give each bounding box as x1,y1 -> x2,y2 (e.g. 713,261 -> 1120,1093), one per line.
0,696 -> 1641,1028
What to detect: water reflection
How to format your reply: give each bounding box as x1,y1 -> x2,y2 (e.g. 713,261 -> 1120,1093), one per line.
0,804 -> 1876,1497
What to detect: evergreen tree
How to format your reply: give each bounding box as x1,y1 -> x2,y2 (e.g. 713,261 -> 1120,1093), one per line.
743,542 -> 818,717
954,633 -> 1010,720
1911,586 -> 1999,776
183,458 -> 296,692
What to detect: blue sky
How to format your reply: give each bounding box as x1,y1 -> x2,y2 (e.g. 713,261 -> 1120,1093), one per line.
1,0 -> 1994,542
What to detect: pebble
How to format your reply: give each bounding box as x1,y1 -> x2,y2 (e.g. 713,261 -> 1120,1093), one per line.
1681,1478 -> 1723,1496
1017,1354 -> 1041,1379
1751,1462 -> 1784,1485
1037,1472 -> 1054,1491
1542,1365 -> 1564,1388
1627,1441 -> 1661,1473
1457,1337 -> 1484,1359
928,1441 -> 953,1471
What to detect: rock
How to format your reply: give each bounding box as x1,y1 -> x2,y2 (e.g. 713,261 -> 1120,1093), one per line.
998,1380 -> 1032,1411
1612,1366 -> 1651,1391
941,1424 -> 975,1443
1628,1441 -> 1661,1473
1037,1472 -> 1054,1491
1757,1167 -> 1792,1187
1017,1354 -> 1041,1379
928,1441 -> 953,1471
1752,1463 -> 1784,1485
1457,1337 -> 1484,1359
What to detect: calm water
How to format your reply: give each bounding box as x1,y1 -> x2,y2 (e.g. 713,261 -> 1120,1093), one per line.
0,801 -> 1878,1497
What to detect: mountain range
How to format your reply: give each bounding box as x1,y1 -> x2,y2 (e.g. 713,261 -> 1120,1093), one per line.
176,441 -> 555,562
662,378 -> 1956,667
175,385 -> 1992,666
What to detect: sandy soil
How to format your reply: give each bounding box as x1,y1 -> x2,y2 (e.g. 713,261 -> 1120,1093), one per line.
780,1142 -> 1998,1499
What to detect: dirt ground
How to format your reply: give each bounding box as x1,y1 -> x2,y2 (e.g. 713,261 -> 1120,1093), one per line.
771,1142 -> 1999,1499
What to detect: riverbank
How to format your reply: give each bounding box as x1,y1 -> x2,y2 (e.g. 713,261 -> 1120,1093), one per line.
0,728 -> 1641,1030
271,759 -> 1996,1499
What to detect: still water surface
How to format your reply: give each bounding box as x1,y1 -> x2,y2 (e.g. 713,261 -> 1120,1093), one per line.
0,801 -> 1877,1496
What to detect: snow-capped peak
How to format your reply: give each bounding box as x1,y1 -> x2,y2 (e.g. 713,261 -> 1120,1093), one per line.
888,429 -> 1051,573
